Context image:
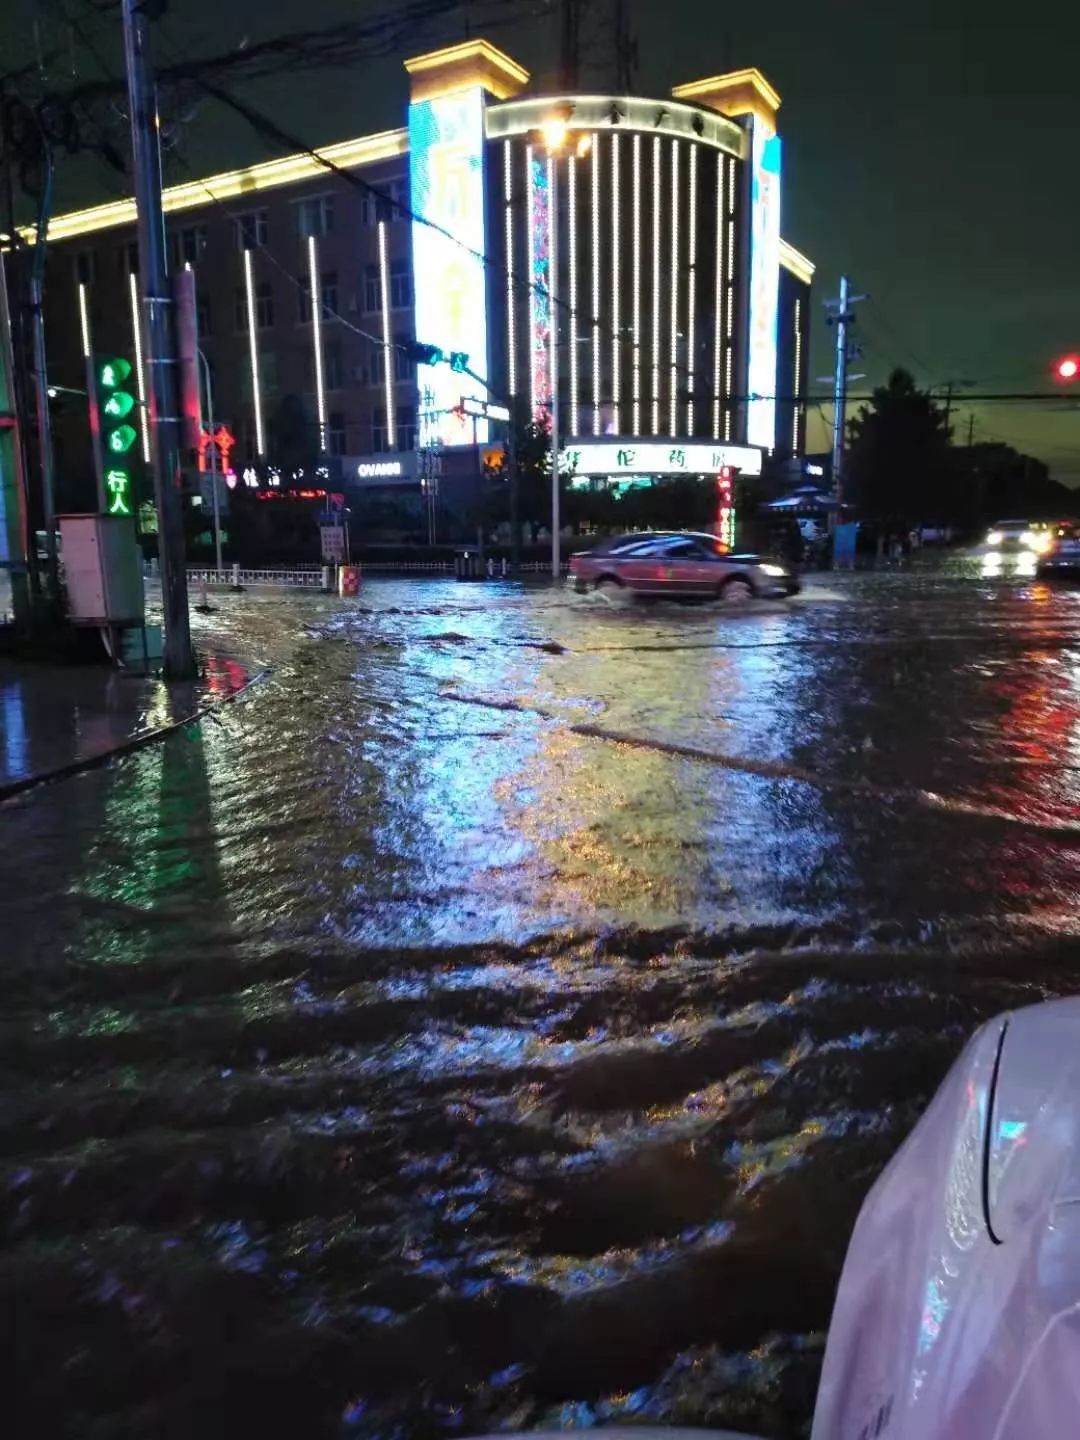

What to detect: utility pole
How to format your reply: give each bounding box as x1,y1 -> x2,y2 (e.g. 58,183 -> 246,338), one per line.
121,0 -> 195,678
823,274 -> 866,517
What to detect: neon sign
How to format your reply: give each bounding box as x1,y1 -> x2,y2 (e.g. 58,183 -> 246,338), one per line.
747,123 -> 782,449
409,89 -> 490,447
198,424 -> 236,475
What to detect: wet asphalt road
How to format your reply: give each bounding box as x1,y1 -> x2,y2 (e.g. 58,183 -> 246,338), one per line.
5,566 -> 1080,1439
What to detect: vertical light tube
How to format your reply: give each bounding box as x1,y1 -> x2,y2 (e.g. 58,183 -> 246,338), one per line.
712,151 -> 724,438
792,298 -> 802,452
651,136 -> 661,435
632,133 -> 642,435
526,143 -> 537,420
724,157 -> 736,441
610,133 -> 621,433
128,269 -> 151,462
242,249 -> 265,456
77,281 -> 91,359
377,220 -> 396,450
504,140 -> 516,399
686,143 -> 698,434
668,139 -> 680,435
568,153 -> 579,435
591,139 -> 600,434
308,234 -> 328,453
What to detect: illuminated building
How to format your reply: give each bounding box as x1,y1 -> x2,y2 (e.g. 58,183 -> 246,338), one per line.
37,40 -> 813,517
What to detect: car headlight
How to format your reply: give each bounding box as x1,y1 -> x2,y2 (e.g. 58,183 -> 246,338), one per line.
986,530 -> 1003,546
1030,533 -> 1054,555
759,563 -> 788,577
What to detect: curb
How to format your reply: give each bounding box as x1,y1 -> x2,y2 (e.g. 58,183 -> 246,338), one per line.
0,666 -> 269,805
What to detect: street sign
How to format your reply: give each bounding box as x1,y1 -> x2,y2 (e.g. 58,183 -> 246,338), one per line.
320,524 -> 347,562
461,395 -> 511,423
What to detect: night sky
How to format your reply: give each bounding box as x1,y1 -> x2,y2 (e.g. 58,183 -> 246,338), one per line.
4,0 -> 1079,479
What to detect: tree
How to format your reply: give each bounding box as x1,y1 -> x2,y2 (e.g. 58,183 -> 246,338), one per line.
846,368 -> 953,530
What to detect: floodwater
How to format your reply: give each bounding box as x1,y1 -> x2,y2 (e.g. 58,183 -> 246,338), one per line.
6,569 -> 1080,1439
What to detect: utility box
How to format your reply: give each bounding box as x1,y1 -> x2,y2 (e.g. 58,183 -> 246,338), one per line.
58,514 -> 145,625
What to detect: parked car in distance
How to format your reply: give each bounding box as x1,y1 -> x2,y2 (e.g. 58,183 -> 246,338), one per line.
569,532 -> 800,601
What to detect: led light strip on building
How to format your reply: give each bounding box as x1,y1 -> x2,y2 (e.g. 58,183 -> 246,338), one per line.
127,270 -> 151,463
547,154 -> 558,448
668,138 -> 680,436
724,156 -> 736,442
792,298 -> 802,452
712,150 -> 724,438
504,141 -> 516,399
377,221 -> 396,450
685,143 -> 698,434
526,143 -> 537,420
242,247 -> 265,456
651,135 -> 661,435
591,140 -> 600,435
308,234 -> 328,452
632,133 -> 642,436
77,281 -> 91,360
568,153 -> 579,435
610,133 -> 621,432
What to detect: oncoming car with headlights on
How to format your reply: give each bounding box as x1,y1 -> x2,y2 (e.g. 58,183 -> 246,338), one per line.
983,519 -> 1055,555
569,532 -> 800,602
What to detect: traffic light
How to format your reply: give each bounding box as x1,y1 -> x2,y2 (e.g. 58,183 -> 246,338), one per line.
1055,355 -> 1080,381
92,354 -> 139,517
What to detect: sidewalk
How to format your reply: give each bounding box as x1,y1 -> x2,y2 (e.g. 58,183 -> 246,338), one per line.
0,651 -> 253,797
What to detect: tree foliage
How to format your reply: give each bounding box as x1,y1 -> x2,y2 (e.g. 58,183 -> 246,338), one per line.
846,368 -> 952,527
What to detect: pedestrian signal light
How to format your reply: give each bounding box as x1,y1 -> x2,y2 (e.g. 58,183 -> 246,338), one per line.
92,353 -> 139,517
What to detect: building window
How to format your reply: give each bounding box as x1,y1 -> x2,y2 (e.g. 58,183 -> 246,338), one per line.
255,283 -> 274,329
235,210 -> 269,250
295,195 -> 335,238
363,264 -> 380,313
171,225 -> 207,267
389,259 -> 411,309
393,334 -> 415,382
328,411 -> 347,456
196,293 -> 212,338
235,287 -> 248,332
369,344 -> 386,386
372,405 -> 388,451
116,240 -> 139,275
74,251 -> 96,285
324,339 -> 343,390
297,276 -> 312,324
398,405 -> 417,450
321,271 -> 338,320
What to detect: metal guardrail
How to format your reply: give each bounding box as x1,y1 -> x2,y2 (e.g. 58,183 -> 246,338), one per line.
187,566 -> 327,589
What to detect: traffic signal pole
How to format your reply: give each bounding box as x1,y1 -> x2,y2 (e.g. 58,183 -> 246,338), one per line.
121,0 -> 194,678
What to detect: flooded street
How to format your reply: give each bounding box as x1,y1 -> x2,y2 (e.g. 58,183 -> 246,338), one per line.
6,569 -> 1080,1438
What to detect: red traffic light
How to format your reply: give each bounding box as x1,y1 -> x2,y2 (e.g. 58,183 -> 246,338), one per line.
1055,355 -> 1080,381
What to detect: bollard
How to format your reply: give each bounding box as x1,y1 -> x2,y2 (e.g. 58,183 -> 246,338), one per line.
230,561 -> 244,593
321,565 -> 332,593
501,558 -> 508,577
486,558 -> 495,579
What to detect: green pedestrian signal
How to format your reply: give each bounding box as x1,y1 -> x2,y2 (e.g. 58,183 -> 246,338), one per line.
92,353 -> 140,519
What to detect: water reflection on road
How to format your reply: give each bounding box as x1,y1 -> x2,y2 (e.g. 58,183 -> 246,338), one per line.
6,571 -> 1080,1438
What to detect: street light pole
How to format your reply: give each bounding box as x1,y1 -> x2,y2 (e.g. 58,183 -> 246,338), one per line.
549,154 -> 560,581
197,349 -> 222,573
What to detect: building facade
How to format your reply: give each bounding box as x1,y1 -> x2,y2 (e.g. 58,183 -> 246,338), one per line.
37,39 -> 814,524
